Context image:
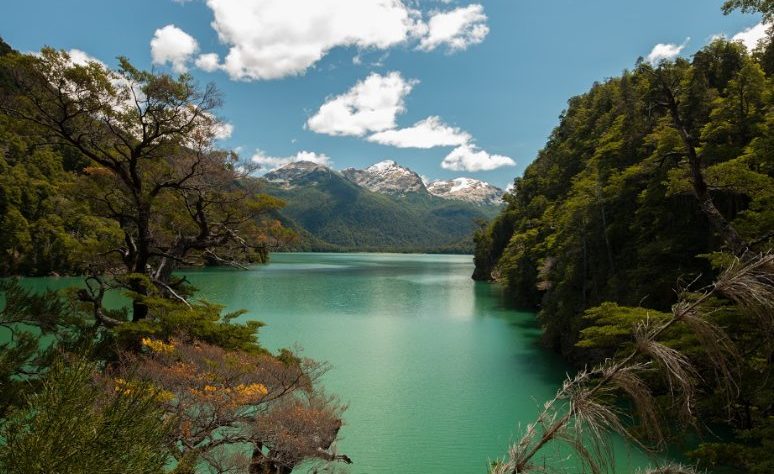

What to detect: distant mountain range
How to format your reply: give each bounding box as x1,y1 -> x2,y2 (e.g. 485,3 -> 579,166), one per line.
260,160 -> 504,253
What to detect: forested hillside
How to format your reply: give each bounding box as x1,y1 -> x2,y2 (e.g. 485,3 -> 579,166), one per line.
475,37 -> 773,352
0,43 -> 352,472
0,38 -> 122,275
262,163 -> 498,252
476,16 -> 774,472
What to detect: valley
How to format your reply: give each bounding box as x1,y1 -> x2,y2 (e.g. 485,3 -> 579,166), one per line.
261,160 -> 504,252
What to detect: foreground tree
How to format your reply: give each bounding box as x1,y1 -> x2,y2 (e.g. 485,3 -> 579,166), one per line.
0,49 -> 288,320
0,46 -> 347,473
122,338 -> 350,473
0,356 -> 173,474
492,252 -> 774,473
723,0 -> 774,21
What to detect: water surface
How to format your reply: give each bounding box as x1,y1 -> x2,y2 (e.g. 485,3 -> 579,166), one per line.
22,253 -> 658,472
182,253 -> 654,473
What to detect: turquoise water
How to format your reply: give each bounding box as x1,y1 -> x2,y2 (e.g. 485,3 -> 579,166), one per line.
19,253 -> 659,472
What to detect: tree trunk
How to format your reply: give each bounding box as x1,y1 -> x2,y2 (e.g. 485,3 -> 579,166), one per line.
660,79 -> 748,255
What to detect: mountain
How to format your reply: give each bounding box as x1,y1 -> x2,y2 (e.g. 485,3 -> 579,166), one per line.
263,160 -> 338,188
260,161 -> 503,253
341,160 -> 426,195
427,178 -> 504,206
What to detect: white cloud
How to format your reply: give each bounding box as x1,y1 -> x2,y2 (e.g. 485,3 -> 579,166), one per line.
251,149 -> 332,171
646,38 -> 689,65
204,0 -> 425,80
418,4 -> 489,52
213,121 -> 234,140
367,115 -> 471,148
150,24 -> 199,73
195,53 -> 221,72
307,71 -> 513,171
732,22 -> 771,51
66,49 -> 106,67
441,144 -> 514,171
199,1 -> 490,80
307,71 -> 416,136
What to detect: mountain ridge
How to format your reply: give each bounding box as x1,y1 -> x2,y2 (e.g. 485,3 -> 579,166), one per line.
273,159 -> 504,205
260,160 -> 503,252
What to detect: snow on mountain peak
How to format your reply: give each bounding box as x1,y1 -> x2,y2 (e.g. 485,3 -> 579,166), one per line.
343,160 -> 426,195
427,177 -> 504,205
367,160 -> 399,172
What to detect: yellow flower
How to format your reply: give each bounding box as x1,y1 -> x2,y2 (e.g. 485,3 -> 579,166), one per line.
156,390 -> 176,403
234,383 -> 269,398
141,337 -> 176,354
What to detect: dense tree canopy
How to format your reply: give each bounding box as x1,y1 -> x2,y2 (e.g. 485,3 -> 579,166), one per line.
475,28 -> 774,473
0,48 -> 290,320
0,41 -> 350,473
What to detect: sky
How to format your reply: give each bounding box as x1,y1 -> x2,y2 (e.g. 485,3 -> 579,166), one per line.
0,0 -> 767,188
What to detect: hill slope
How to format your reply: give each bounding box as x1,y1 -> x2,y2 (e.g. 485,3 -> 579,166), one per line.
262,161 -> 501,252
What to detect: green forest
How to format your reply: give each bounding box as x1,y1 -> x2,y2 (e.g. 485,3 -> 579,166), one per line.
476,2 -> 774,472
0,0 -> 773,473
0,41 -> 351,473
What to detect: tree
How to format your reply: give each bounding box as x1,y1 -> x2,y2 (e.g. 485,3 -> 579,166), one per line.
0,356 -> 173,474
0,49 -> 285,320
642,60 -> 749,254
0,279 -> 90,416
492,253 -> 774,474
121,338 -> 351,473
723,0 -> 774,21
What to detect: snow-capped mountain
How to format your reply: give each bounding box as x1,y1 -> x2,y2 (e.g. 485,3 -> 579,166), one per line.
342,160 -> 427,195
262,160 -> 505,206
426,177 -> 504,206
262,161 -> 337,188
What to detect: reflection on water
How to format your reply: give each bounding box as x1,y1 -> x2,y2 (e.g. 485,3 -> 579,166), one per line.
19,253 -> 661,473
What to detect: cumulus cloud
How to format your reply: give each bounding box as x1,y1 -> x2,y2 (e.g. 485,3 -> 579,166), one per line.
66,49 -> 106,67
367,116 -> 471,148
213,122 -> 234,140
195,53 -> 221,72
151,24 -> 199,73
204,0 -> 424,80
441,144 -> 515,171
307,71 -> 416,136
732,22 -> 771,51
646,38 -> 689,65
197,1 -> 490,79
418,4 -> 489,52
251,149 -> 332,171
308,72 -> 513,171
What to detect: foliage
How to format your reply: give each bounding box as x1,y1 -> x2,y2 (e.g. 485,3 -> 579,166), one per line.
0,40 -> 120,276
0,46 -> 287,321
0,279 -> 91,415
723,0 -> 774,21
474,36 -> 773,353
121,338 -> 350,473
493,253 -> 774,474
113,296 -> 266,354
0,39 -> 350,473
477,18 -> 774,473
0,356 -> 173,474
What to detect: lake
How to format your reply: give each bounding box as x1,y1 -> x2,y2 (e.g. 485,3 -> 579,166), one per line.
21,253 -> 659,472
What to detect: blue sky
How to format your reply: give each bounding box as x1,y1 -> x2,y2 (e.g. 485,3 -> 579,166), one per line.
0,0 -> 765,188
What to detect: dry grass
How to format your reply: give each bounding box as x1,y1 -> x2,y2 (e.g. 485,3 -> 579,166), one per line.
637,463 -> 699,474
605,363 -> 664,449
492,252 -> 774,474
635,323 -> 697,423
714,252 -> 774,328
